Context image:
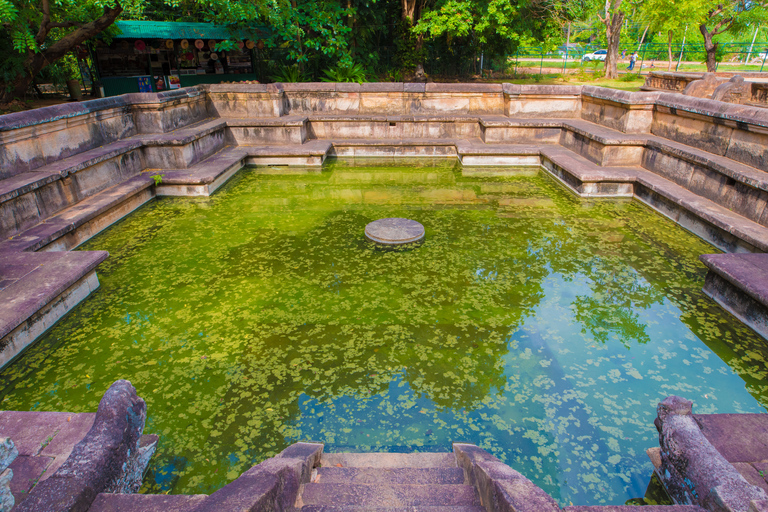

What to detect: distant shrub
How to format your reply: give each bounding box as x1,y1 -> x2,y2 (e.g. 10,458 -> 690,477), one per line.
270,65 -> 310,83
620,72 -> 642,82
322,63 -> 367,83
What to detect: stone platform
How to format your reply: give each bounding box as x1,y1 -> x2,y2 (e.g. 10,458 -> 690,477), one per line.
364,218 -> 425,245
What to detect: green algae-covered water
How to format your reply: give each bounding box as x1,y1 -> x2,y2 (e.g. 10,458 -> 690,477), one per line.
2,158 -> 768,506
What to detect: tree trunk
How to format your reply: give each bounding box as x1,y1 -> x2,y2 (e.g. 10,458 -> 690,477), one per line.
402,0 -> 417,22
604,7 -> 625,79
401,0 -> 425,79
347,0 -> 355,57
1,4 -> 122,102
667,31 -> 673,71
699,24 -> 718,72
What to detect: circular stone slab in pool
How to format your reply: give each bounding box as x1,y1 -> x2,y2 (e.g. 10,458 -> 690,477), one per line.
365,218 -> 425,245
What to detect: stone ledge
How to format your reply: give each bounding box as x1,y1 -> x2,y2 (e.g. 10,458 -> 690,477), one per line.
0,171 -> 63,206
582,85 -> 662,107
504,83 -> 584,96
0,250 -> 107,340
89,493 -> 206,512
701,253 -> 768,307
655,92 -> 768,129
0,174 -> 154,252
0,138 -> 142,184
0,88 -> 206,133
136,118 -> 227,147
188,442 -> 322,512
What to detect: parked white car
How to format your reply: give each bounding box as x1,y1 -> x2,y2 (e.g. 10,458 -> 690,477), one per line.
582,49 -> 607,62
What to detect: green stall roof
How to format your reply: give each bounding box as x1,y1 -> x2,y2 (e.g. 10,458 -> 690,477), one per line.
114,20 -> 269,40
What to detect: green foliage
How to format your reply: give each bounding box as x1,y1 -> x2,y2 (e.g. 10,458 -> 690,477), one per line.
44,54 -> 80,88
263,0 -> 354,67
386,69 -> 404,82
619,72 -> 641,82
151,174 -> 164,186
269,64 -> 310,83
321,62 -> 367,83
0,0 -> 281,95
412,0 -> 567,71
394,19 -> 426,73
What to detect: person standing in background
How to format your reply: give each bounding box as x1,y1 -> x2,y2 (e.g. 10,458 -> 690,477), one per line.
628,52 -> 638,71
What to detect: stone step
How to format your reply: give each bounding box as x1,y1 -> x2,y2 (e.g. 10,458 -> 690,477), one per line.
0,174 -> 154,253
313,467 -> 465,485
321,452 -> 456,469
300,506 -> 485,512
88,492 -> 206,512
300,483 -> 479,508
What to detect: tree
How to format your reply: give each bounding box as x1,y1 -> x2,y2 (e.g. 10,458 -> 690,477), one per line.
264,0 -> 355,68
0,0 -> 123,101
639,0 -> 687,70
596,0 -> 624,79
398,0 -> 434,77
0,0 -> 278,101
694,0 -> 768,72
413,0 -> 569,75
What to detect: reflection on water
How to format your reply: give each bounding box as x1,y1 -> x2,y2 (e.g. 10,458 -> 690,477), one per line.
2,158 -> 768,505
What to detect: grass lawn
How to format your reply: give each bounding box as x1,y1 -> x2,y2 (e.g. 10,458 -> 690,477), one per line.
495,74 -> 646,91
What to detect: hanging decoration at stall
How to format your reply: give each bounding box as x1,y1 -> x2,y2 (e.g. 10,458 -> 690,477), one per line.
184,52 -> 195,61
165,39 -> 174,49
237,41 -> 244,50
208,40 -> 217,50
195,39 -> 205,49
210,52 -> 219,60
134,40 -> 146,52
245,40 -> 255,49
180,39 -> 189,49
256,40 -> 265,50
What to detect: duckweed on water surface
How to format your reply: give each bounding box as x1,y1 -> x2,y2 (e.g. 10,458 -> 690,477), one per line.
2,158 -> 768,505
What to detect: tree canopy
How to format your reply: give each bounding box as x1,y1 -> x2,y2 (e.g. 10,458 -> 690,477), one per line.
1,0 -> 767,99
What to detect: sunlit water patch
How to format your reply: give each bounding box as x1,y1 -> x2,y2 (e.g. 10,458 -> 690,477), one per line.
2,158 -> 768,505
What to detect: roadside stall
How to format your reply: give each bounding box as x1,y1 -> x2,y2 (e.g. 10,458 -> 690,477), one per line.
94,21 -> 268,97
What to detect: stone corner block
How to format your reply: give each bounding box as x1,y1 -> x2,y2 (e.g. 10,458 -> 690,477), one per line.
655,395 -> 767,511
15,380 -> 152,512
453,443 -> 560,512
190,442 -> 324,512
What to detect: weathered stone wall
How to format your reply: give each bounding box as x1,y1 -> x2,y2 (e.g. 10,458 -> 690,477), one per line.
651,93 -> 768,170
581,87 -> 660,134
203,82 -> 585,119
504,84 -> 583,118
0,88 -> 209,180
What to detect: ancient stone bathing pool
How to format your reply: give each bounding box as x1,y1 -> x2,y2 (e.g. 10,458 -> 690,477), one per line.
1,158 -> 767,506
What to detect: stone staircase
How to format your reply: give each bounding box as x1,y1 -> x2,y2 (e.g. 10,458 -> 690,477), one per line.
296,452 -> 484,511
83,442 -> 708,512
